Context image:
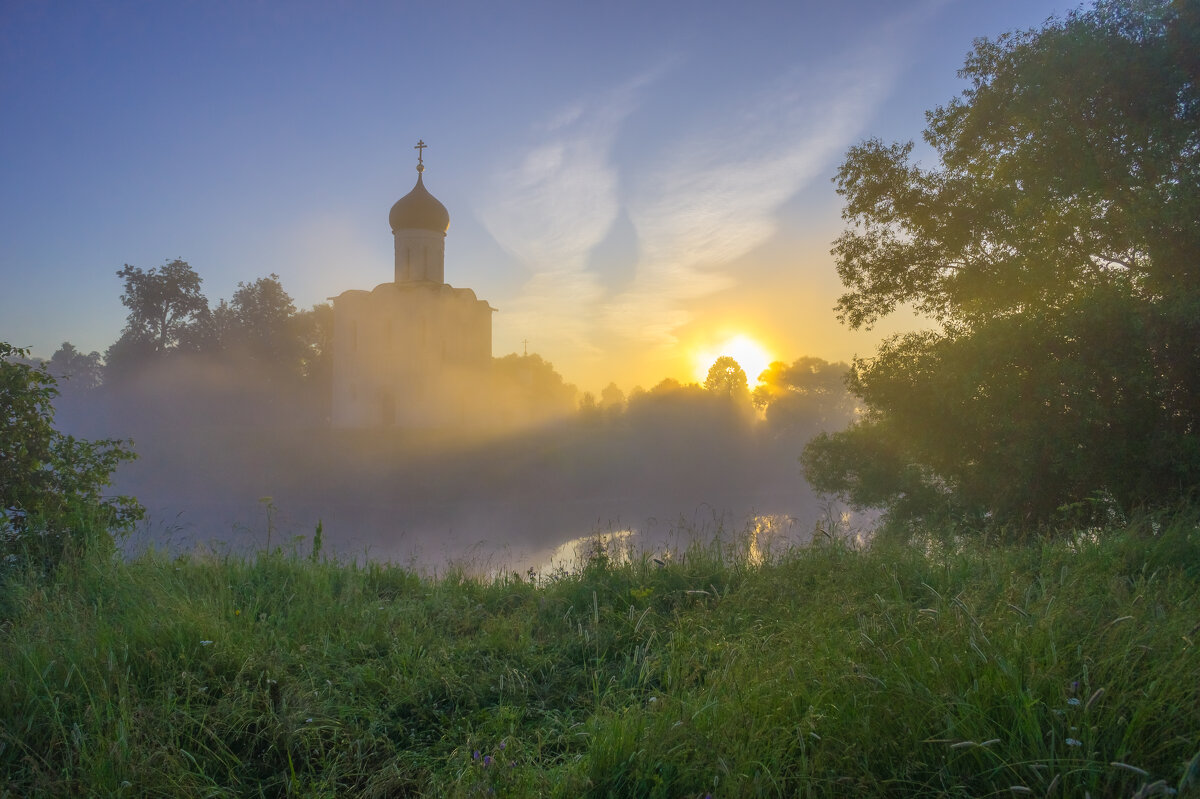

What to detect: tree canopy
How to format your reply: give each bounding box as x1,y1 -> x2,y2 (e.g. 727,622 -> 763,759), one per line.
1,342 -> 141,568
99,260 -> 333,396
114,260 -> 209,352
703,356 -> 749,400
804,0 -> 1200,532
47,343 -> 102,392
752,357 -> 855,435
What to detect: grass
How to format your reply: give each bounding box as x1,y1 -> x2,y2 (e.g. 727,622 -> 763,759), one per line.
1,513 -> 1198,797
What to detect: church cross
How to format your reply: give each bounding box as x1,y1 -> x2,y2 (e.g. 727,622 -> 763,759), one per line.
522,338 -> 529,356
414,139 -> 427,168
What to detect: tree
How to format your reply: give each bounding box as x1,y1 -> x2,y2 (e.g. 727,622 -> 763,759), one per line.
804,0 -> 1200,532
703,356 -> 749,400
223,274 -> 302,374
294,302 -> 334,383
600,382 -> 626,411
752,357 -> 855,434
114,259 -> 209,353
176,301 -> 233,355
106,259 -> 209,379
47,342 -> 103,392
1,343 -> 142,568
491,353 -> 579,423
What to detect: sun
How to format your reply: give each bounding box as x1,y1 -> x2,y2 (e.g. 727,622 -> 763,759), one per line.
693,334 -> 774,385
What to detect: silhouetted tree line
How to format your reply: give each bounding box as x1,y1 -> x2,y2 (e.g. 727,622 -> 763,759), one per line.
37,261 -> 334,425
99,260 -> 331,387
570,356 -> 856,452
37,257 -> 854,441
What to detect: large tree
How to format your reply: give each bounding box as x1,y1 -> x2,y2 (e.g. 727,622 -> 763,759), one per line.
106,259 -> 209,378
223,273 -> 302,373
113,259 -> 209,353
804,0 -> 1199,531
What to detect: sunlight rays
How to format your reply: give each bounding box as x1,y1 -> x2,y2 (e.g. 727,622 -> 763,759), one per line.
693,334 -> 773,385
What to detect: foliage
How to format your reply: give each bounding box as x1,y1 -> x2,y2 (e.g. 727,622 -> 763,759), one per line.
47,342 -> 103,392
1,512 -> 1197,796
703,355 -> 749,400
101,261 -> 334,417
599,382 -> 625,409
491,353 -> 580,422
752,356 -> 855,435
806,0 -> 1200,531
224,273 -> 303,372
112,259 -> 209,354
1,343 -> 142,569
294,301 -> 334,382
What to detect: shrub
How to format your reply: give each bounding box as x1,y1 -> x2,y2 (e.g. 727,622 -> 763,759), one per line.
1,342 -> 142,572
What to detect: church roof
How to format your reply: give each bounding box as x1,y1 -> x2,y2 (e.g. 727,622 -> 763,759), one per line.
389,171 -> 449,234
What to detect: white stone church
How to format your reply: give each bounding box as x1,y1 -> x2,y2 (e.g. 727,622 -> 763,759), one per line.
330,144 -> 495,428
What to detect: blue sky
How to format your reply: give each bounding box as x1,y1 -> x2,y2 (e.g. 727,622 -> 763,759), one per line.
1,0 -> 1071,390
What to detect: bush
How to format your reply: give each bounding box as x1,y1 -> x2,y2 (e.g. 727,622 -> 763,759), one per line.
1,342 -> 142,572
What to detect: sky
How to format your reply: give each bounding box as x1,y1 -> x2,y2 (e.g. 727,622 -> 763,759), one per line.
1,0 -> 1072,393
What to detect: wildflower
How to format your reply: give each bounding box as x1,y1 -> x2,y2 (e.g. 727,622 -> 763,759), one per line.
483,755 -> 493,767
473,750 -> 480,761
1067,697 -> 1081,706
200,640 -> 213,646
1066,738 -> 1082,747
305,718 -> 313,723
234,609 -> 241,616
499,740 -> 506,750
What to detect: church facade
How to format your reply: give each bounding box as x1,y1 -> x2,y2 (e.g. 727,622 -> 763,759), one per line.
330,145 -> 494,428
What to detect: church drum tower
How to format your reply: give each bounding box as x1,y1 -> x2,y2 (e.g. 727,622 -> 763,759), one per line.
330,143 -> 495,428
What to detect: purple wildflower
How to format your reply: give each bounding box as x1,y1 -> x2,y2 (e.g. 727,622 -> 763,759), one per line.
483,754 -> 493,767
473,750 -> 480,761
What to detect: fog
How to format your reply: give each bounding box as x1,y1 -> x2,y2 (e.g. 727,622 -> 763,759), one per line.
54,354 -> 853,572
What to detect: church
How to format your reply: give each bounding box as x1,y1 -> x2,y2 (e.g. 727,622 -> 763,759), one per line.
330,143 -> 495,428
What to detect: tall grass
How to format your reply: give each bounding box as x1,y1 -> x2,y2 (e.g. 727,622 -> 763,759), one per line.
2,512 -> 1198,797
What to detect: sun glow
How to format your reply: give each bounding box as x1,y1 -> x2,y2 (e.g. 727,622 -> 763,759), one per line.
693,334 -> 774,386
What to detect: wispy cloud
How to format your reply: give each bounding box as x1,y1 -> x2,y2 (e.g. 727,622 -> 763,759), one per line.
480,67 -> 670,355
602,55 -> 896,351
483,4 -> 938,372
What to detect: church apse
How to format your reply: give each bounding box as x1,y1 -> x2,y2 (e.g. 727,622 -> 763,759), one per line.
330,142 -> 495,428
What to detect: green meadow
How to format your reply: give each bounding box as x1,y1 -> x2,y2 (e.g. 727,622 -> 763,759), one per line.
2,514 -> 1197,797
